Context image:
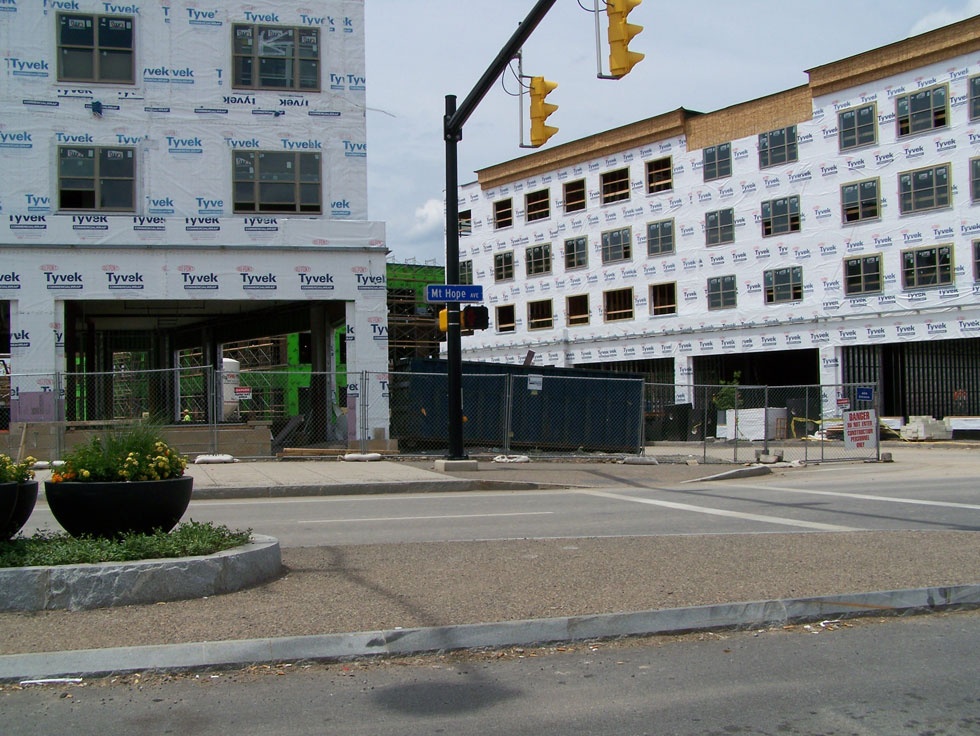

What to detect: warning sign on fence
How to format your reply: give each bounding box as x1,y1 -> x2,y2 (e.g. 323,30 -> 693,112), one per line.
843,409 -> 876,450
233,386 -> 252,401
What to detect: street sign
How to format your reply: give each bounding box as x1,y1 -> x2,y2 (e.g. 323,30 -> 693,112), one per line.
844,409 -> 876,450
856,386 -> 874,402
425,284 -> 484,303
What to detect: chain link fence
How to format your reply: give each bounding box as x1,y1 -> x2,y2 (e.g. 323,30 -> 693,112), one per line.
0,364 -> 880,464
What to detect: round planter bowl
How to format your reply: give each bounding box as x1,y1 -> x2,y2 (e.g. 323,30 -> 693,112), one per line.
44,476 -> 193,538
0,481 -> 19,535
0,481 -> 39,540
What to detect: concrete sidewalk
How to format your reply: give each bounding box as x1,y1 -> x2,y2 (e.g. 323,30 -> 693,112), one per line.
2,443 -> 979,682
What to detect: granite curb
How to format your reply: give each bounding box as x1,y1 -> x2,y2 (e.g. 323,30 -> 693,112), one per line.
0,535 -> 282,612
188,478 -> 550,500
2,584 -> 977,682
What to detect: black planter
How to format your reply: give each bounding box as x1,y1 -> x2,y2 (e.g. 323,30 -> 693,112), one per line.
0,481 -> 39,540
44,476 -> 193,538
0,482 -> 18,536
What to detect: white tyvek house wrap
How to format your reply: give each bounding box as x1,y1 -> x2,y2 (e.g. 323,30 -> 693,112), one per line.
0,1 -> 387,431
456,50 -> 980,391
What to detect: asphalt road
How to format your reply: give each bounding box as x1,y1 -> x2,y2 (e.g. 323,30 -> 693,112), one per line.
28,461 -> 977,547
3,610 -> 979,735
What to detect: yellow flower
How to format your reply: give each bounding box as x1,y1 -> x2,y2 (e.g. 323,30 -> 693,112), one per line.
81,469 -> 91,479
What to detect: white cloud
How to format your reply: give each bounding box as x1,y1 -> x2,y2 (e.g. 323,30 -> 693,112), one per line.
909,0 -> 980,35
408,198 -> 445,241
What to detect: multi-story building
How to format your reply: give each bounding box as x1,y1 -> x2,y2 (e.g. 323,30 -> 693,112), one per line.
0,1 -> 387,442
457,16 -> 980,424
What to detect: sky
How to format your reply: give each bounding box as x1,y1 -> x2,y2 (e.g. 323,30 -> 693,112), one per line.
363,0 -> 980,266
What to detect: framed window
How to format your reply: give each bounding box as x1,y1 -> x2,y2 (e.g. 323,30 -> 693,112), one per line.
459,260 -> 473,285
646,156 -> 672,193
971,76 -> 980,121
233,24 -> 320,91
764,266 -> 803,304
649,282 -> 677,316
841,179 -> 880,223
525,243 -> 552,276
705,208 -> 734,246
233,150 -> 321,213
458,210 -> 472,236
525,189 -> 550,222
58,146 -> 135,211
566,294 -> 590,326
844,254 -> 882,295
703,142 -> 731,182
527,299 -> 554,330
972,158 -> 980,202
600,168 -> 630,204
758,126 -> 797,168
565,236 -> 588,270
493,198 -> 513,229
899,164 -> 950,214
646,219 -> 674,256
604,288 -> 634,322
493,251 -> 514,282
707,275 -> 737,310
974,240 -> 980,281
838,103 -> 876,151
895,84 -> 948,137
601,227 -> 632,263
564,179 -> 586,212
57,13 -> 134,83
496,304 -> 515,333
761,196 -> 801,236
902,245 -> 953,289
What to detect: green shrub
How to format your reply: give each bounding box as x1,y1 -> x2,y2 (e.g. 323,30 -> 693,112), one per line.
0,521 -> 251,568
51,421 -> 187,483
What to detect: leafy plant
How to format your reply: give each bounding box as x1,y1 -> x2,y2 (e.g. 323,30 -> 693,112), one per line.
712,371 -> 742,411
0,454 -> 36,483
0,521 -> 251,568
50,422 -> 187,483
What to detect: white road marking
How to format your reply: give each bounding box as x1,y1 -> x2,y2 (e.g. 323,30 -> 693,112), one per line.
707,482 -> 980,511
304,511 -> 555,524
579,489 -> 860,531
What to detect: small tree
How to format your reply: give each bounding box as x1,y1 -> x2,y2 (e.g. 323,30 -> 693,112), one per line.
712,371 -> 742,410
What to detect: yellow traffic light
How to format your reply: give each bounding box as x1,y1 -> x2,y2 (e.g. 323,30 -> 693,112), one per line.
438,308 -> 448,331
529,76 -> 559,147
607,0 -> 644,78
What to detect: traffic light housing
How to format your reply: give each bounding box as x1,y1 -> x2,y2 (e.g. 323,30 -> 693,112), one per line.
607,0 -> 644,78
462,305 -> 489,331
529,76 -> 559,147
438,308 -> 448,331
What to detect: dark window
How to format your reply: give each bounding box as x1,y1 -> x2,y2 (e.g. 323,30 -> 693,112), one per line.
650,283 -> 677,316
527,299 -> 553,330
761,196 -> 801,236
493,251 -> 514,282
705,208 -> 734,245
839,104 -> 876,150
703,142 -> 731,182
59,146 -> 135,211
604,288 -> 634,322
601,168 -> 630,204
601,227 -> 631,263
844,255 -> 882,295
233,24 -> 320,91
841,179 -> 880,223
971,77 -> 980,121
233,150 -> 321,213
902,245 -> 953,289
564,179 -> 586,212
646,219 -> 674,256
896,85 -> 948,137
764,266 -> 803,304
525,243 -> 552,276
459,260 -> 473,285
899,164 -> 950,214
566,294 -> 590,325
458,210 -> 472,236
707,275 -> 737,310
974,240 -> 980,281
493,198 -> 513,229
646,156 -> 672,193
525,189 -> 550,222
972,159 -> 980,202
57,13 -> 134,83
565,236 -> 588,270
759,126 -> 797,168
496,304 -> 515,333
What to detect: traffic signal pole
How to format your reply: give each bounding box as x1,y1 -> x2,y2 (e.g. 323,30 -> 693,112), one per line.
443,0 -> 558,459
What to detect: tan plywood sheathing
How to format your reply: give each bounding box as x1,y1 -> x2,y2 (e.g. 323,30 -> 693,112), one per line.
685,86 -> 812,152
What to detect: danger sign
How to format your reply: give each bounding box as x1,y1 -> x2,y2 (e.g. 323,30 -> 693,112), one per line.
233,385 -> 252,401
843,409 -> 876,450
